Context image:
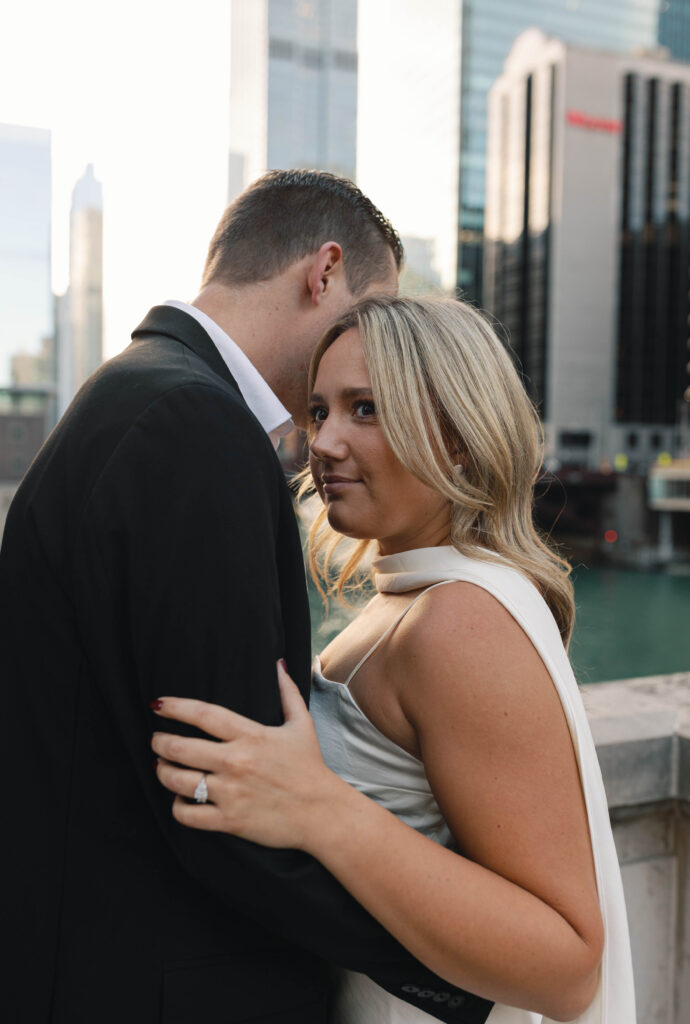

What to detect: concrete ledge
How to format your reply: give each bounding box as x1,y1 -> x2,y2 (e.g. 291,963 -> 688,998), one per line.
581,673 -> 690,809
581,672 -> 690,1022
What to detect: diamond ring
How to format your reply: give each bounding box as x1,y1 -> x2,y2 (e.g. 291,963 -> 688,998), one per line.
193,774 -> 209,804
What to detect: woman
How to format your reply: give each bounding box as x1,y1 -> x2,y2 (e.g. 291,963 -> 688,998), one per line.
151,297 -> 634,1023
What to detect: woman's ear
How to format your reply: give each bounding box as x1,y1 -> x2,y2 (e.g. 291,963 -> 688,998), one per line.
449,441 -> 468,474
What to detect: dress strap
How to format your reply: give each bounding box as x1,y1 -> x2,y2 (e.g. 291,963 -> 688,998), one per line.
344,579 -> 458,689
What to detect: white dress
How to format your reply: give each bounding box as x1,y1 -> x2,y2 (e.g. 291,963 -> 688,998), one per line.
310,545 -> 635,1024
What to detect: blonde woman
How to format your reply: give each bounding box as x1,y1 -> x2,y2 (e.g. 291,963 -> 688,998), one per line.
151,297 -> 635,1023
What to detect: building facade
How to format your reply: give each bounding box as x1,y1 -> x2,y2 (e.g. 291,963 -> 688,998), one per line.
0,123 -> 53,392
484,30 -> 690,472
0,123 -> 55,522
228,0 -> 357,199
458,0 -> 690,303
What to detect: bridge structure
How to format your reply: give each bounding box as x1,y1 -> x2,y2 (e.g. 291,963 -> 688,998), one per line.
648,458 -> 690,562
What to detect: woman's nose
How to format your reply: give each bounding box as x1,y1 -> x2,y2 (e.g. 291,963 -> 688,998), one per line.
310,417 -> 348,462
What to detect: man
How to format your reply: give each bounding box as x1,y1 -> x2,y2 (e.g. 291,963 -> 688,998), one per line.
1,170 -> 492,1023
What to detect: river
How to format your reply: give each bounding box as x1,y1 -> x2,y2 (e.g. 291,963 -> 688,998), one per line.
570,566 -> 690,683
308,565 -> 690,685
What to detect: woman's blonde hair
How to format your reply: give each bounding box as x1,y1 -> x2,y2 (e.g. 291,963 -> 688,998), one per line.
298,296 -> 575,646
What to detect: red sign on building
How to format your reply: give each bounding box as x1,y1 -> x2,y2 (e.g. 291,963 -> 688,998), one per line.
566,109 -> 623,134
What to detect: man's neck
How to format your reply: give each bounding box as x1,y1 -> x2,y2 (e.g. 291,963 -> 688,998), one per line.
191,282 -> 277,384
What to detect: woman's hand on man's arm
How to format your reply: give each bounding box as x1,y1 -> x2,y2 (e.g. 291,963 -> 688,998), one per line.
152,660 -> 350,850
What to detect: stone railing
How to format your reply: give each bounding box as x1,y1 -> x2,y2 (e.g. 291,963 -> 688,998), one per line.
582,672 -> 690,1024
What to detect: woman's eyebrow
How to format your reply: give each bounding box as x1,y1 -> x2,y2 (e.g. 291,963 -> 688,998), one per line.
341,387 -> 374,398
308,387 -> 374,402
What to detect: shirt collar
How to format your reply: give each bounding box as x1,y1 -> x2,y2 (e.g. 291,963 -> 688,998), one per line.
163,300 -> 293,448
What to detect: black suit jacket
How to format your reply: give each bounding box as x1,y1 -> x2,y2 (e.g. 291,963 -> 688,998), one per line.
0,306 -> 493,1023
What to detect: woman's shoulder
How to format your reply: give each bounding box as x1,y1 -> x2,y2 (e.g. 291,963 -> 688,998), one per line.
393,576 -> 532,666
385,576 -> 567,756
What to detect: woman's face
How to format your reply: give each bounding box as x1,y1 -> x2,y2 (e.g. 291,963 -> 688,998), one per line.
308,328 -> 451,555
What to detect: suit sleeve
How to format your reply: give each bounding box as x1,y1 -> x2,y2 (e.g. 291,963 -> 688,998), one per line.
73,383 -> 492,1024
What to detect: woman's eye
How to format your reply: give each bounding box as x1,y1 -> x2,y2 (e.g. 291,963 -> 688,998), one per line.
309,406 -> 327,424
353,400 -> 376,419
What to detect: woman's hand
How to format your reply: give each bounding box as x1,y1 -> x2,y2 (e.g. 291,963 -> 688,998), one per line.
151,660 -> 342,850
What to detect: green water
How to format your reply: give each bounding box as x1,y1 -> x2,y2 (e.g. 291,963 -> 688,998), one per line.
308,568 -> 690,685
570,567 -> 690,684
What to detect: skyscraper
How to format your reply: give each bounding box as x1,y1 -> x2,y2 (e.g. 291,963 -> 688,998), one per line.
484,30 -> 690,471
65,164 -> 103,401
0,123 -> 54,526
0,123 -> 52,391
458,0 -> 690,303
228,0 -> 357,200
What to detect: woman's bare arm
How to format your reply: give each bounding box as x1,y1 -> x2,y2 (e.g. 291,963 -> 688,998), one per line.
152,584 -> 603,1020
312,582 -> 604,1018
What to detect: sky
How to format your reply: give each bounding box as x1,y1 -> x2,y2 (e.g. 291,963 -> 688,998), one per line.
356,0 -> 460,293
0,0 -> 461,359
1,0 -> 231,358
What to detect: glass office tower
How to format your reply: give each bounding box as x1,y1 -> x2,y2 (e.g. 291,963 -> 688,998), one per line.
459,0 -> 690,302
659,0 -> 690,59
228,0 -> 357,200
0,123 -> 54,501
0,123 -> 52,390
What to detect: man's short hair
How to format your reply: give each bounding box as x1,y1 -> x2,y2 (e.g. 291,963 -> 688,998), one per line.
202,169 -> 403,296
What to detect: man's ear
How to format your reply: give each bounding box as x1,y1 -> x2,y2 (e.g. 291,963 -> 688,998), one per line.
307,241 -> 344,306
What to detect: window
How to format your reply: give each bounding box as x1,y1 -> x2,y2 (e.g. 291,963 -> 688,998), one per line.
303,48 -> 324,69
333,50 -> 357,72
269,39 -> 294,61
559,431 -> 592,448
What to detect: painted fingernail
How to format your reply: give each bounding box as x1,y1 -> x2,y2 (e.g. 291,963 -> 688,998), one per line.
279,659 -> 287,672
150,699 -> 164,711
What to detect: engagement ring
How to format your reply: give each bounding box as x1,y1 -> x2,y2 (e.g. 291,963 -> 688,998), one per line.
193,774 -> 208,804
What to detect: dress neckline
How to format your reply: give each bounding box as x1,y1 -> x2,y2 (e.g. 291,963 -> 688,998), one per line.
372,544 -> 503,594
312,656 -> 424,765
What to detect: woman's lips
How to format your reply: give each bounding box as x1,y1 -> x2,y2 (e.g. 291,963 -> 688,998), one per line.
322,476 -> 361,495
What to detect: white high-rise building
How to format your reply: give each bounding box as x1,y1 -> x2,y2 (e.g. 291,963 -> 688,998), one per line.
63,164 -> 103,405
484,30 -> 690,472
228,0 -> 358,199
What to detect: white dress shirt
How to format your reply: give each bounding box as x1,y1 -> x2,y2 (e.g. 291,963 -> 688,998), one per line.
164,299 -> 293,449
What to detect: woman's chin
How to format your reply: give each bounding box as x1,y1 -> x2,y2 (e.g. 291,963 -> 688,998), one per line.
325,507 -> 375,541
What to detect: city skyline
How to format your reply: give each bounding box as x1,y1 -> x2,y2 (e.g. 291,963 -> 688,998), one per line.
0,0 -> 466,357
5,1 -> 690,357
0,0 -> 231,360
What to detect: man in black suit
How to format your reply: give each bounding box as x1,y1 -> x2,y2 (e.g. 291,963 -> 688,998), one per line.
0,170 -> 492,1024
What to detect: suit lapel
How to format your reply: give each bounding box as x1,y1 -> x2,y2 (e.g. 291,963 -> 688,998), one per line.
131,305 -> 239,392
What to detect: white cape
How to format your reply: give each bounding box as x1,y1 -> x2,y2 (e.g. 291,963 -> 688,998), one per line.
372,545 -> 636,1024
